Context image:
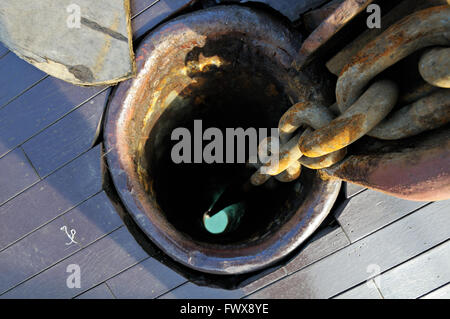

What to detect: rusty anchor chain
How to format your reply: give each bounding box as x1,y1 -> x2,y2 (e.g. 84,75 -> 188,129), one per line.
251,6 -> 450,194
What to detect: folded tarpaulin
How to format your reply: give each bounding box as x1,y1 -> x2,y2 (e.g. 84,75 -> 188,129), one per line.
0,0 -> 136,86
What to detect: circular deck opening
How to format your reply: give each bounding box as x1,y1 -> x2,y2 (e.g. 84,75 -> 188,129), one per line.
143,52 -> 310,243
104,6 -> 341,274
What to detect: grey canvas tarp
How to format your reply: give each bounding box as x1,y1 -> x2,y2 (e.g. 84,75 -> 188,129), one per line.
0,0 -> 135,86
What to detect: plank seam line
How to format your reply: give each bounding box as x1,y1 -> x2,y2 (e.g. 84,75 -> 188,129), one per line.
417,281 -> 450,299
69,256 -> 151,298
241,240 -> 352,298
347,187 -> 367,199
0,189 -> 104,254
0,225 -> 125,297
132,0 -> 161,19
0,176 -> 41,209
104,282 -> 118,299
327,238 -> 450,299
155,281 -> 190,299
345,201 -> 433,244
19,146 -> 41,181
0,145 -> 99,210
246,230 -> 450,299
0,75 -> 49,112
335,217 -> 352,243
0,86 -> 110,162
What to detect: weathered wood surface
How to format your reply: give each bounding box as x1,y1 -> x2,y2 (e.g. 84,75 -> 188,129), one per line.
0,77 -> 105,158
0,191 -> 123,295
421,284 -> 450,299
344,182 -> 366,198
0,53 -> 46,109
0,0 -> 135,86
0,148 -> 39,206
376,240 -> 450,299
334,280 -> 382,299
107,257 -> 186,299
22,88 -> 111,177
159,282 -> 245,299
0,146 -> 103,251
0,0 -> 448,299
335,189 -> 428,242
76,284 -> 115,299
1,227 -> 149,299
248,200 -> 450,298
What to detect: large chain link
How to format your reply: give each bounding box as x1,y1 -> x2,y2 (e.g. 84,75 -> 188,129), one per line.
251,5 -> 450,186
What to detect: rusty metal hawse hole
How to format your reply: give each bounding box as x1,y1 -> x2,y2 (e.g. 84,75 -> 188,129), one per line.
104,6 -> 340,275
146,34 -> 302,243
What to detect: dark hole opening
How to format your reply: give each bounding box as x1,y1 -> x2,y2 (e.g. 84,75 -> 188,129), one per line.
140,34 -> 312,245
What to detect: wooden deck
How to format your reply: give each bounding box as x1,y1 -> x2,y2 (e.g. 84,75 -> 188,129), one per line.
0,0 -> 449,299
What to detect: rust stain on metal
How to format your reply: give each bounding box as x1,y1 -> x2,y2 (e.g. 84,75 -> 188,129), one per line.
299,80 -> 398,157
337,5 -> 450,111
294,0 -> 373,69
369,89 -> 450,139
103,5 -> 340,275
300,148 -> 347,169
323,127 -> 450,201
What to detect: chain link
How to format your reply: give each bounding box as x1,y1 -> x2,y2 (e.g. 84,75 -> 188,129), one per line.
251,6 -> 450,186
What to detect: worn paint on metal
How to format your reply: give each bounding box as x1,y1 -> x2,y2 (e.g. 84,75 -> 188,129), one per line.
323,127 -> 450,201
299,80 -> 398,157
300,148 -> 347,169
103,6 -> 341,275
419,47 -> 450,88
294,0 -> 373,70
369,89 -> 450,140
336,5 -> 450,112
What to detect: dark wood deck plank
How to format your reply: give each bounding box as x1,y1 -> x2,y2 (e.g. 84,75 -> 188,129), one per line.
248,200 -> 450,299
0,77 -> 105,158
132,0 -> 196,40
241,226 -> 349,296
1,227 -> 148,299
284,226 -> 350,275
159,282 -> 245,299
0,211 -> 79,295
376,240 -> 450,299
241,267 -> 288,297
334,281 -> 383,299
107,257 -> 186,298
344,182 -> 366,198
60,191 -> 124,248
0,53 -> 46,109
0,191 -> 122,295
421,283 -> 450,299
335,189 -> 428,242
22,89 -> 110,177
131,0 -> 160,18
75,283 -> 115,299
0,148 -> 39,206
0,145 -> 102,251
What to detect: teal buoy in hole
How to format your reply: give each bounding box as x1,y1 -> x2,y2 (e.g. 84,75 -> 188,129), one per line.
202,167 -> 255,234
203,202 -> 246,234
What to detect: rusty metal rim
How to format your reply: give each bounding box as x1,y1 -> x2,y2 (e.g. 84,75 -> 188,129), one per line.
104,6 -> 341,275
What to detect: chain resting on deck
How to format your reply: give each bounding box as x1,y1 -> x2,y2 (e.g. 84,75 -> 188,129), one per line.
251,5 -> 450,195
